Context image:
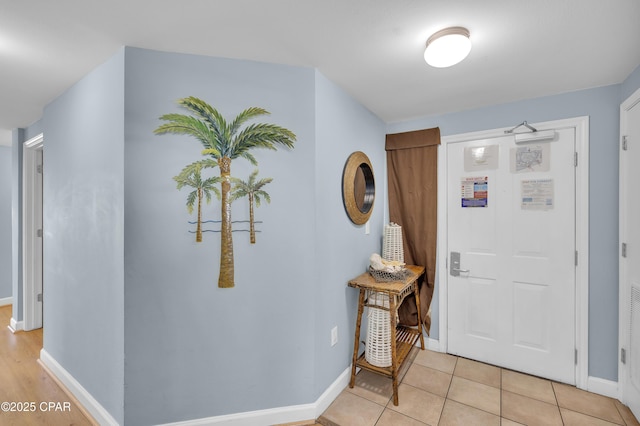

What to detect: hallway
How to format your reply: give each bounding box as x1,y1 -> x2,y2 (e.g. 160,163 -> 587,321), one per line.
0,305 -> 94,425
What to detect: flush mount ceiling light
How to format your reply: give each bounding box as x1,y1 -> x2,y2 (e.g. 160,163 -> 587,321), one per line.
424,26 -> 471,68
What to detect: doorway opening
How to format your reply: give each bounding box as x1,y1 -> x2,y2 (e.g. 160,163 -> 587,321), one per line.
23,133 -> 43,331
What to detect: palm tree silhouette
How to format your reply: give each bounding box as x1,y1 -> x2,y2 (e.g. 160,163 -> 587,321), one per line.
173,160 -> 220,242
231,169 -> 273,244
155,97 -> 296,288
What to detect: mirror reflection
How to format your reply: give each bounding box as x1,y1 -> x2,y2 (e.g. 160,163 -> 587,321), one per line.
355,165 -> 365,211
354,163 -> 374,213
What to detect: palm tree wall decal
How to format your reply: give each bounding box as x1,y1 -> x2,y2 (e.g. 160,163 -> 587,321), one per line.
230,169 -> 273,244
154,97 -> 296,288
173,160 -> 220,242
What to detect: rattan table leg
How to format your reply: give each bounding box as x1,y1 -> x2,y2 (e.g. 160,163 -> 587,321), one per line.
414,281 -> 425,350
350,289 -> 366,388
389,293 -> 399,406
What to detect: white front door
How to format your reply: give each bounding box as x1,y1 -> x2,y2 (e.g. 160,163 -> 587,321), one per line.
620,88 -> 640,419
447,127 -> 576,384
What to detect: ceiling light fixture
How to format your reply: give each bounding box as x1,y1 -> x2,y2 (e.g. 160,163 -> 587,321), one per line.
424,27 -> 471,68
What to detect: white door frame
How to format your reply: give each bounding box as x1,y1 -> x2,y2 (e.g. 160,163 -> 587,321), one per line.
619,87 -> 640,408
22,133 -> 44,331
437,116 -> 589,390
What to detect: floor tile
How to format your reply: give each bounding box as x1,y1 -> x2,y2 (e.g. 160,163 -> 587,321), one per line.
412,348 -> 458,374
402,362 -> 452,397
453,357 -> 501,388
346,369 -> 392,406
386,383 -> 445,425
375,409 -> 428,426
319,391 -> 384,426
614,400 -> 640,426
398,346 -> 420,383
553,382 -> 624,425
439,399 -> 500,426
501,369 -> 556,405
319,346 -> 640,426
560,408 -> 623,426
502,390 -> 563,426
500,419 -> 525,425
447,376 -> 500,415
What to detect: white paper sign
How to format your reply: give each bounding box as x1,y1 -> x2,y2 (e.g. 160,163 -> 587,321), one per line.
464,145 -> 499,172
521,179 -> 554,210
510,144 -> 550,173
461,176 -> 488,208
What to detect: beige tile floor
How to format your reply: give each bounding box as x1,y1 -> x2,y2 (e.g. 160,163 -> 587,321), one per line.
317,348 -> 640,426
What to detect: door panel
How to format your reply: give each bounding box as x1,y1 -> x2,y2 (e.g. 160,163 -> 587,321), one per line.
448,129 -> 576,384
467,278 -> 498,340
513,281 -> 549,350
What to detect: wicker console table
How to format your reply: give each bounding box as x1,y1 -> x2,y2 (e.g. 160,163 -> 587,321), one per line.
348,265 -> 425,406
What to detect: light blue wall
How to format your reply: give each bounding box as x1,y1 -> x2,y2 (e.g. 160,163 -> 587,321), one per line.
123,47 -> 319,425
0,146 -> 12,299
388,84 -> 624,382
313,71 -> 386,397
41,49 -> 125,423
121,48 -> 387,425
11,42 -> 638,424
16,45 -> 388,425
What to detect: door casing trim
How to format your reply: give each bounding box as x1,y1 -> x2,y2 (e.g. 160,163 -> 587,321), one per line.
619,87 -> 640,407
22,133 -> 44,331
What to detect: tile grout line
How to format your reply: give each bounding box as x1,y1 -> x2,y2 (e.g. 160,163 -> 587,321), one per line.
613,400 -> 631,426
550,380 -> 565,425
437,355 -> 459,425
499,367 -> 503,422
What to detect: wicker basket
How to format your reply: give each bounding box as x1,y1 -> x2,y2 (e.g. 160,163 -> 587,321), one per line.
368,267 -> 410,282
365,292 -> 392,367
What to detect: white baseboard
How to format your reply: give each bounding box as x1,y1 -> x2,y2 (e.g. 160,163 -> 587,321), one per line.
38,349 -> 353,426
0,296 -> 12,307
38,342 -> 614,426
425,337 -> 441,352
9,317 -> 23,333
414,336 -> 441,352
161,367 -> 352,426
587,376 -> 618,399
314,366 -> 352,416
39,349 -> 118,426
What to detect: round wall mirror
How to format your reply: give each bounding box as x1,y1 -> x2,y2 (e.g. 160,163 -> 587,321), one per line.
342,151 -> 375,225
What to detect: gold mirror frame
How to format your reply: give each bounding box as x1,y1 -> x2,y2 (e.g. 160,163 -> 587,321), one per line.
342,151 -> 375,225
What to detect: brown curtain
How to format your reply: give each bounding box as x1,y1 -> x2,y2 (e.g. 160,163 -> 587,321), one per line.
386,127 -> 440,334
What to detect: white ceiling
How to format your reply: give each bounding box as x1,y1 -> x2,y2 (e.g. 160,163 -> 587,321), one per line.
1,0 -> 640,146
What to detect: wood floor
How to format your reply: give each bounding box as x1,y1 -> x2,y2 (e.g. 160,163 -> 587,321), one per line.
0,305 -> 95,425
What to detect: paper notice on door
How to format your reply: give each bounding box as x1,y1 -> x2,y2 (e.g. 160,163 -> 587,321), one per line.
461,176 -> 488,207
464,145 -> 499,172
510,144 -> 550,173
521,179 -> 554,210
